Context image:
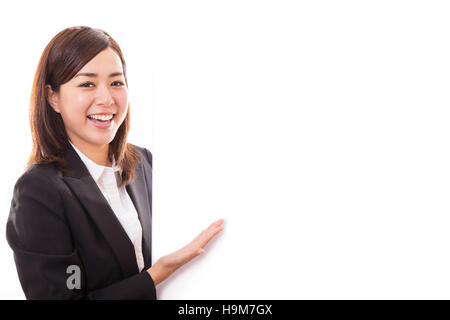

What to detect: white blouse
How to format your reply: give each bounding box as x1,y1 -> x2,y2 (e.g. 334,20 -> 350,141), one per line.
69,141 -> 145,272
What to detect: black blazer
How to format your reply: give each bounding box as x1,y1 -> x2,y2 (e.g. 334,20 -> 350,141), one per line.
6,143 -> 157,300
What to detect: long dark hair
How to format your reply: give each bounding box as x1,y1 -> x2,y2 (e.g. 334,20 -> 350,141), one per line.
27,26 -> 140,187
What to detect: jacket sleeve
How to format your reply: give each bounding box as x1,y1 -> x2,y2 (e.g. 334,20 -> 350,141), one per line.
6,169 -> 156,300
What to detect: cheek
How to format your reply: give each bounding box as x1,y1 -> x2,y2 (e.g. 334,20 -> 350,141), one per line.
115,92 -> 129,113
61,92 -> 92,120
75,94 -> 91,106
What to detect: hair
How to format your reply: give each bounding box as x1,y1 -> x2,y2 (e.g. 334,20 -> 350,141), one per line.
27,26 -> 140,187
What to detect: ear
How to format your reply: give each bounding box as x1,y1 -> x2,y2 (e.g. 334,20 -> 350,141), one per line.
45,84 -> 61,113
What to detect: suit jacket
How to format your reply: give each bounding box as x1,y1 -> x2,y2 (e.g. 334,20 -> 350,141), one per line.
6,143 -> 157,300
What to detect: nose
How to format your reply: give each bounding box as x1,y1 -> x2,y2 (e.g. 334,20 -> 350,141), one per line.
95,83 -> 114,106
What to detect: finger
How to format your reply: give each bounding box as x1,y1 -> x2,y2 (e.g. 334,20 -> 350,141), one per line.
203,219 -> 224,231
210,219 -> 224,228
205,219 -> 225,236
194,219 -> 225,242
189,220 -> 225,250
198,225 -> 224,248
196,222 -> 223,241
171,223 -> 224,267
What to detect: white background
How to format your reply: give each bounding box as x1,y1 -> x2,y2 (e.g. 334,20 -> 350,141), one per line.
0,0 -> 450,299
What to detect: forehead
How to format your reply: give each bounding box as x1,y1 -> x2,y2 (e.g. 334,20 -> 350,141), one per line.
77,48 -> 123,74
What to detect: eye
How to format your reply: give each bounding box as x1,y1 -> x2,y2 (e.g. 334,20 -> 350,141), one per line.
80,82 -> 95,88
112,81 -> 125,87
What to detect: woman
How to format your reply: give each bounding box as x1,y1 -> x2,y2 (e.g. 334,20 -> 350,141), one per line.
5,26 -> 224,300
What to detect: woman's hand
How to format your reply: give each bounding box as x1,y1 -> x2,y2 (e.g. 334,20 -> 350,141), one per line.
147,219 -> 224,285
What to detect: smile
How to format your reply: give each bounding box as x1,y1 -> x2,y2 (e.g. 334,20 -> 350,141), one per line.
87,114 -> 115,129
87,113 -> 115,121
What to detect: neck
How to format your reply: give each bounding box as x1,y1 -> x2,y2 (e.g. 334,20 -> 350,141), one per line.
69,138 -> 112,167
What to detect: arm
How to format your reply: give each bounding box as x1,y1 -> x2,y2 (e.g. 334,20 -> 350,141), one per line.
6,169 -> 156,300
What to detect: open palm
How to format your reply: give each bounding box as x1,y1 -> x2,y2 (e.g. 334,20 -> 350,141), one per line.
148,219 -> 224,285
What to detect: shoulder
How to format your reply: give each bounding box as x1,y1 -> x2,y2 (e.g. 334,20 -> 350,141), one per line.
14,162 -> 63,194
8,163 -> 68,254
11,163 -> 65,225
128,143 -> 153,168
11,163 -> 64,213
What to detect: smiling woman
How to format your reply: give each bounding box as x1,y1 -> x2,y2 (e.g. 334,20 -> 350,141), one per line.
71,71 -> 125,127
45,48 -> 128,167
5,26 -> 224,300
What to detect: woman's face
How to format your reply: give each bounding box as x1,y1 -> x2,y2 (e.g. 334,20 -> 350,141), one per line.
47,47 -> 128,150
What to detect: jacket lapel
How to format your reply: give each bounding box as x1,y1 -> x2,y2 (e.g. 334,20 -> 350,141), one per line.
126,168 -> 152,268
61,143 -> 150,277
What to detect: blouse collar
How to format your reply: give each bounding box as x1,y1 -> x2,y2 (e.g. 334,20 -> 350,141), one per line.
68,140 -> 121,183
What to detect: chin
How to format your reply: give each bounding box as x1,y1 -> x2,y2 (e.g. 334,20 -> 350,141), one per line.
88,136 -> 115,146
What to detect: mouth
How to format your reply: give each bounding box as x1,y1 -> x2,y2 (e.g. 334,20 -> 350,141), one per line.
87,113 -> 115,128
87,113 -> 115,121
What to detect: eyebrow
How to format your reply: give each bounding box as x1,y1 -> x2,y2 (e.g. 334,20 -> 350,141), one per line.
74,72 -> 124,78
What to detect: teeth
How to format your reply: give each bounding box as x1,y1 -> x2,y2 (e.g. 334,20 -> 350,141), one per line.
88,114 -> 114,121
